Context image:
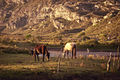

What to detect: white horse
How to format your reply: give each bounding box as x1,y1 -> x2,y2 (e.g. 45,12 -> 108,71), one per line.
62,42 -> 76,59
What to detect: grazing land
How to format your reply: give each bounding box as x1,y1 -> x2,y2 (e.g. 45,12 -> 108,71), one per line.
0,0 -> 120,79
0,52 -> 120,80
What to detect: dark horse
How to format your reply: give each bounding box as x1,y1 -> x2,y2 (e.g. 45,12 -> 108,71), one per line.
31,45 -> 50,62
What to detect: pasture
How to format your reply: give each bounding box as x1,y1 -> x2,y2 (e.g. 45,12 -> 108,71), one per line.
0,51 -> 120,80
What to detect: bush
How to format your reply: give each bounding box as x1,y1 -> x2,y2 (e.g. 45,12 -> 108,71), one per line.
81,36 -> 90,41
98,39 -> 118,45
98,34 -> 107,41
80,39 -> 98,46
77,31 -> 85,38
25,34 -> 32,39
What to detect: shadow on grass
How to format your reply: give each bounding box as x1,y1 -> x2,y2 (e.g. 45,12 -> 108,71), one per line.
0,69 -> 120,80
0,47 -> 29,54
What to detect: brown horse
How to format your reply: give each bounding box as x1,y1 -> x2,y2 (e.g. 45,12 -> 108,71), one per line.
31,45 -> 50,62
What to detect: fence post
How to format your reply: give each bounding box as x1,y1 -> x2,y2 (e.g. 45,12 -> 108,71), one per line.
57,57 -> 61,73
117,46 -> 120,70
113,53 -> 116,71
87,48 -> 90,53
57,49 -> 62,73
107,53 -> 112,72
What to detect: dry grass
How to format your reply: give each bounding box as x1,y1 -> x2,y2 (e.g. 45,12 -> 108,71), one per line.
0,52 -> 120,80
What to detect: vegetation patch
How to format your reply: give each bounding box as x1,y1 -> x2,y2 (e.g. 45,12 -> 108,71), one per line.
0,53 -> 120,80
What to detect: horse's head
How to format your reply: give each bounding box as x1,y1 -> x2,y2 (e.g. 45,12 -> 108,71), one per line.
31,49 -> 34,55
31,49 -> 38,56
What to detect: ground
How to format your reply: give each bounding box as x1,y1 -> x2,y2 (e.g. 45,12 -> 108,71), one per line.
0,53 -> 120,80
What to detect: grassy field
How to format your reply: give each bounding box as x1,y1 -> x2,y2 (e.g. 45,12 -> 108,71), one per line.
0,52 -> 120,80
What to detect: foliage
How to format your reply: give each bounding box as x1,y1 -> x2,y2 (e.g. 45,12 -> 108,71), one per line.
81,36 -> 90,41
25,34 -> 32,39
36,36 -> 42,41
98,33 -> 107,41
77,31 -> 85,38
79,39 -> 98,46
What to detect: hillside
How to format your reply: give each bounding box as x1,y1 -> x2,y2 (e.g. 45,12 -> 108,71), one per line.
0,0 -> 120,45
85,12 -> 120,43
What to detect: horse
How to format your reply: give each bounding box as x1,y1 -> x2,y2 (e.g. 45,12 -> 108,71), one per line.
62,42 -> 76,59
31,45 -> 50,62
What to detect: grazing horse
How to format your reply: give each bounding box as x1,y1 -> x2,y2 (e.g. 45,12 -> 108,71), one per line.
31,45 -> 50,62
62,42 -> 76,59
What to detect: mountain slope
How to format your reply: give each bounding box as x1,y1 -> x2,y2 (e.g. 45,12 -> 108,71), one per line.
0,0 -> 120,44
85,11 -> 120,43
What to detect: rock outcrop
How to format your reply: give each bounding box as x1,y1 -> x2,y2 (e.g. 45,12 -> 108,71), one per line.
0,0 -> 120,35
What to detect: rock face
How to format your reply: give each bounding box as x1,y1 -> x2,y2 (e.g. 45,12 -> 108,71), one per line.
0,0 -> 120,35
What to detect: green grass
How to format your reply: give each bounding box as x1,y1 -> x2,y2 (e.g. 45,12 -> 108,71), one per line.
0,53 -> 120,80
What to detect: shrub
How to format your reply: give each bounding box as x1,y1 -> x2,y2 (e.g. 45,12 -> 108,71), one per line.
81,36 -> 90,41
80,39 -> 98,46
36,36 -> 42,41
98,34 -> 107,41
25,34 -> 32,39
77,31 -> 85,38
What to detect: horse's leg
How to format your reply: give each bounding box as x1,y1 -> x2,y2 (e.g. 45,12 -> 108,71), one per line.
66,50 -> 69,59
42,49 -> 45,62
34,55 -> 36,61
37,55 -> 39,61
73,47 -> 76,59
46,55 -> 49,61
42,53 -> 45,62
63,51 -> 66,58
72,49 -> 73,59
33,50 -> 36,62
46,51 -> 49,61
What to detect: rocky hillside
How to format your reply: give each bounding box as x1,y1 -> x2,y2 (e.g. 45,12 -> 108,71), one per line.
0,0 -> 120,44
85,12 -> 120,42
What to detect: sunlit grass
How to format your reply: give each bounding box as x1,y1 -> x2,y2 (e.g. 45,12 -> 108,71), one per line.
0,53 -> 106,71
0,53 -> 120,80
